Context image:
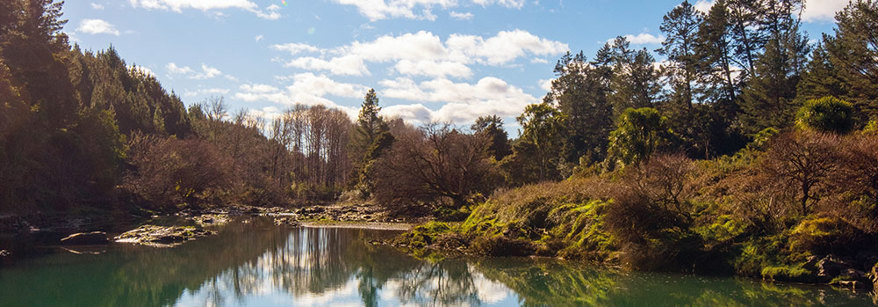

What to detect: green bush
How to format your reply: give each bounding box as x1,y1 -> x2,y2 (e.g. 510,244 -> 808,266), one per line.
790,215 -> 865,255
796,96 -> 855,134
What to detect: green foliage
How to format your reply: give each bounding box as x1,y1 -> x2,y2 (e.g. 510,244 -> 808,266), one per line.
795,96 -> 855,134
790,216 -> 865,255
761,265 -> 812,282
511,102 -> 566,182
471,115 -> 511,161
606,107 -> 673,168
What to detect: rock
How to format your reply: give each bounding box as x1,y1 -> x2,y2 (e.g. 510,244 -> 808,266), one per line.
274,217 -> 300,226
60,231 -> 109,245
817,255 -> 852,278
115,225 -> 214,247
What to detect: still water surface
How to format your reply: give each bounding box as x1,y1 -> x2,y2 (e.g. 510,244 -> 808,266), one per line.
0,218 -> 874,306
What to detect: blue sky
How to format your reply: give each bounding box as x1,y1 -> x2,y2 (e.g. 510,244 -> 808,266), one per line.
65,0 -> 845,132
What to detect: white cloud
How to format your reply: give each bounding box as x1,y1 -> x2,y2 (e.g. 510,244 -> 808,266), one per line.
271,43 -> 321,55
332,0 -> 524,21
90,2 -> 105,10
166,63 -> 230,80
693,0 -> 713,13
128,0 -> 281,20
472,0 -> 525,9
332,0 -> 456,21
379,76 -> 538,124
394,60 -> 472,78
77,19 -> 120,36
612,33 -> 665,45
446,30 -> 569,65
801,0 -> 847,22
284,55 -> 369,76
235,73 -> 367,116
538,79 -> 552,92
449,11 -> 474,20
255,35 -> 264,41
166,62 -> 194,75
273,30 -> 567,78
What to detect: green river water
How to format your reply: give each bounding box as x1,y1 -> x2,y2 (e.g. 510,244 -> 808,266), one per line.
0,218 -> 874,306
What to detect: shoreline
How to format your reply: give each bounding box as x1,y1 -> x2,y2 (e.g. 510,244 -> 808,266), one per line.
300,220 -> 414,231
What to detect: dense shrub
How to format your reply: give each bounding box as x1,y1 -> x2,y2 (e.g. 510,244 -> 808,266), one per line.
790,215 -> 866,256
796,96 -> 855,134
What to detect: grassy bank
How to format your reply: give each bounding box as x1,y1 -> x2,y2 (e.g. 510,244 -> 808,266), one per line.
394,134 -> 878,289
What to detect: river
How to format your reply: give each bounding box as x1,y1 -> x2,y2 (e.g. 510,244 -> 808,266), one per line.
0,218 -> 874,306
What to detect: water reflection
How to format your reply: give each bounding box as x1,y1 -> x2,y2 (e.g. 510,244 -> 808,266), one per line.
0,219 -> 873,306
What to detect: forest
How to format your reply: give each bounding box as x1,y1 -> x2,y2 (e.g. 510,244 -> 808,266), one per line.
1,0 -> 878,287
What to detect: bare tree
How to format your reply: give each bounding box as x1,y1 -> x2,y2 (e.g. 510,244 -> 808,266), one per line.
373,123 -> 499,210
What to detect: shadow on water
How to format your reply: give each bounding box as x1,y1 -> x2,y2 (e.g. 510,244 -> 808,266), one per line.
0,218 -> 874,306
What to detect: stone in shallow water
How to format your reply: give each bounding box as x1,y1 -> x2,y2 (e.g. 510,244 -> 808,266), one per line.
60,231 -> 109,245
114,225 -> 214,247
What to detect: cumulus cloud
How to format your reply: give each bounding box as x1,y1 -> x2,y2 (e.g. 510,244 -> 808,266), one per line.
166,63 -> 231,80
90,3 -> 105,10
77,19 -> 120,36
449,11 -> 474,20
234,73 -> 367,115
283,56 -> 369,76
801,0 -> 847,22
379,76 -> 538,124
394,60 -> 472,78
128,0 -> 281,20
273,30 -> 567,78
332,0 -> 524,21
612,33 -> 665,45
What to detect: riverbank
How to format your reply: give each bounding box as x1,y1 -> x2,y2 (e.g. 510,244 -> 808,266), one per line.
390,175 -> 878,292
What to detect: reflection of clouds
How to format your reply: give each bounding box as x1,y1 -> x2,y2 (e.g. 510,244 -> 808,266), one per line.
469,269 -> 510,304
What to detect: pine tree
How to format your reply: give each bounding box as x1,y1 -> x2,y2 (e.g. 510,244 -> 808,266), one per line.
546,51 -> 615,166
351,89 -> 392,196
824,0 -> 878,121
600,37 -> 663,116
738,0 -> 809,134
471,115 -> 511,161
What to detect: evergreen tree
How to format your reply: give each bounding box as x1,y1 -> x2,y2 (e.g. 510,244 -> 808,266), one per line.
598,37 -> 663,115
351,89 -> 392,196
471,115 -> 511,161
548,51 -> 614,165
824,0 -> 878,121
739,1 -> 809,134
795,44 -> 845,105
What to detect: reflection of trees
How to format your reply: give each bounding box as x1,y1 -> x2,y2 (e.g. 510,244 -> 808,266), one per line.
473,257 -> 870,306
395,260 -> 481,306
